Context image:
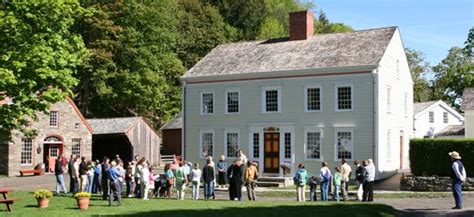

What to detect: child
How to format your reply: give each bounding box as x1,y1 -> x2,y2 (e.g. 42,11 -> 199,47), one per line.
309,176 -> 319,201
191,163 -> 202,200
333,166 -> 342,201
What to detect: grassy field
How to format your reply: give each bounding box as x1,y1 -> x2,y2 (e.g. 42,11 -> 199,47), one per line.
1,191 -> 399,217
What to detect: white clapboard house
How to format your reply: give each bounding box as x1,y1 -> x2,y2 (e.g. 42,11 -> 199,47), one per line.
181,10 -> 413,179
413,100 -> 465,138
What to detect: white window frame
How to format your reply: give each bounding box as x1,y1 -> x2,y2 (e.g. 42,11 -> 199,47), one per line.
335,84 -> 353,112
304,85 -> 322,112
334,128 -> 354,160
49,111 -> 58,127
261,86 -> 281,113
387,86 -> 392,113
443,112 -> 448,123
199,130 -> 215,159
429,111 -> 434,123
200,92 -> 215,115
224,129 -> 240,159
20,138 -> 33,165
304,127 -> 323,161
386,129 -> 392,161
225,89 -> 240,114
250,132 -> 260,159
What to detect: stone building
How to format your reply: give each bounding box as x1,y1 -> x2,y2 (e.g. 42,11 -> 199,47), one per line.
0,97 -> 93,176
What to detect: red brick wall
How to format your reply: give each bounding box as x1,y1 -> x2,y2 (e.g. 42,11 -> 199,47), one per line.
289,10 -> 314,40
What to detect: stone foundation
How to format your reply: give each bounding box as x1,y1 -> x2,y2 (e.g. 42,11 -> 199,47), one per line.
401,175 -> 474,191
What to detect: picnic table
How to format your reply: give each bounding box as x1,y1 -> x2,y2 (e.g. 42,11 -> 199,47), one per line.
0,188 -> 18,212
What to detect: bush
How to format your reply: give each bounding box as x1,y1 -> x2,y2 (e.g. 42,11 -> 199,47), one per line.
410,139 -> 474,176
34,189 -> 53,199
74,192 -> 91,198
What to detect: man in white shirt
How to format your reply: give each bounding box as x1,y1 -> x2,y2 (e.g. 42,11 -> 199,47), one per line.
449,151 -> 467,209
363,159 -> 375,202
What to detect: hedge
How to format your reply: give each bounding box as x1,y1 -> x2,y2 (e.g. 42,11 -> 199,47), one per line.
409,139 -> 474,176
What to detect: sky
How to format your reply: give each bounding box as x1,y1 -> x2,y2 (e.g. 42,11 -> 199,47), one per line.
312,0 -> 473,65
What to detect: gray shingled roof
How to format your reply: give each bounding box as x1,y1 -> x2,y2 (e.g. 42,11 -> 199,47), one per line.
413,101 -> 438,115
87,117 -> 141,135
160,113 -> 182,130
462,88 -> 474,110
435,125 -> 465,137
183,27 -> 397,78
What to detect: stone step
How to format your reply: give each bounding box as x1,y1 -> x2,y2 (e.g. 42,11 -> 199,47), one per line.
256,181 -> 284,188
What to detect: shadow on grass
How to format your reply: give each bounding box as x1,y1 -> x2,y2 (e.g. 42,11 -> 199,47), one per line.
399,208 -> 474,217
99,203 -> 399,217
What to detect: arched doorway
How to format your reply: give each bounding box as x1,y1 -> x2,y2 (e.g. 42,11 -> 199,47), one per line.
43,136 -> 63,173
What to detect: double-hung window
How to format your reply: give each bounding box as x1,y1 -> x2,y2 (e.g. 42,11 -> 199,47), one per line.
225,131 -> 239,158
50,111 -> 58,127
226,91 -> 239,114
21,138 -> 33,165
443,112 -> 448,123
200,131 -> 214,158
336,85 -> 352,111
429,111 -> 434,123
262,87 -> 280,113
201,92 -> 214,115
72,139 -> 81,156
305,128 -> 322,160
335,129 -> 353,160
305,86 -> 321,112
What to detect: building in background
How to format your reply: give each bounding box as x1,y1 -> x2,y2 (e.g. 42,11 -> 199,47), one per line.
0,98 -> 93,176
462,88 -> 474,138
160,113 -> 182,156
413,100 -> 464,138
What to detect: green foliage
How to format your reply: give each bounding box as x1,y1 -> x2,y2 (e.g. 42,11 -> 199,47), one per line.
74,0 -> 185,127
464,27 -> 473,57
74,192 -> 91,198
409,139 -> 474,176
405,48 -> 435,102
314,11 -> 353,34
0,1 -> 88,135
34,189 -> 53,199
432,47 -> 474,109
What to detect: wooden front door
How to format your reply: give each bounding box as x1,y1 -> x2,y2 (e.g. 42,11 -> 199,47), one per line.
264,132 -> 280,173
45,144 -> 62,172
399,135 -> 404,169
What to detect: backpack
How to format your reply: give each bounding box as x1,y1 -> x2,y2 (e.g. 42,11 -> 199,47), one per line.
322,170 -> 332,183
176,168 -> 185,183
294,170 -> 307,185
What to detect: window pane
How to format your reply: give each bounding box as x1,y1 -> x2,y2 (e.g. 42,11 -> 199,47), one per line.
306,132 -> 321,159
21,138 -> 32,164
337,87 -> 352,110
50,111 -> 58,126
443,112 -> 448,123
226,133 -> 239,157
202,133 -> 213,158
265,90 -> 279,112
227,92 -> 239,113
72,139 -> 81,156
337,131 -> 352,159
253,133 -> 259,158
284,133 -> 291,159
429,112 -> 434,123
202,93 -> 214,114
307,88 -> 321,111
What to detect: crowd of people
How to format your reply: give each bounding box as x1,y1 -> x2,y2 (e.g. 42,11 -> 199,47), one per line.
51,150 -> 256,206
293,158 -> 375,202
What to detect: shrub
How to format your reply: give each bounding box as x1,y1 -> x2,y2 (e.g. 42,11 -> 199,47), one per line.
34,189 -> 53,199
410,139 -> 474,176
74,192 -> 91,198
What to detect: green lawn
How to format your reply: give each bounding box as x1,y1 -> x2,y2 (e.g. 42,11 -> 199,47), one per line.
2,191 -> 399,217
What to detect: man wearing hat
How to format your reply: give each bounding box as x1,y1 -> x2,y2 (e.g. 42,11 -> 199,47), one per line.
449,151 -> 467,209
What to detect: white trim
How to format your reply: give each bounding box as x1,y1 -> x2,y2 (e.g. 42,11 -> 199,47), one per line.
200,91 -> 215,115
335,83 -> 354,112
387,85 -> 392,114
304,85 -> 322,112
199,129 -> 215,159
248,132 -> 261,160
334,128 -> 354,160
224,129 -> 240,159
304,127 -> 323,161
225,89 -> 240,115
261,86 -> 281,113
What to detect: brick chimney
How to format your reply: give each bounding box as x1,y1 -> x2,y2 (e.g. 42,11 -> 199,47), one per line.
289,10 -> 314,40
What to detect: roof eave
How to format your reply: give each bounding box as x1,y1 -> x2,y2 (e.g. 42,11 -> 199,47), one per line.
181,65 -> 378,83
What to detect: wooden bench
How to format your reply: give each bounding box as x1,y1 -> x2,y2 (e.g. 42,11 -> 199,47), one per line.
19,169 -> 41,176
0,199 -> 18,212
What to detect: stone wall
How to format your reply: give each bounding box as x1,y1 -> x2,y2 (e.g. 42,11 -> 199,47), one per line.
401,175 -> 474,191
3,100 -> 92,176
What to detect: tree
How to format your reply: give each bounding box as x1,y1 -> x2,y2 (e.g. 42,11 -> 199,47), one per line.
464,27 -> 473,57
405,48 -> 434,102
314,10 -> 352,34
176,0 -> 237,69
74,0 -> 185,128
0,1 -> 88,136
432,47 -> 474,108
